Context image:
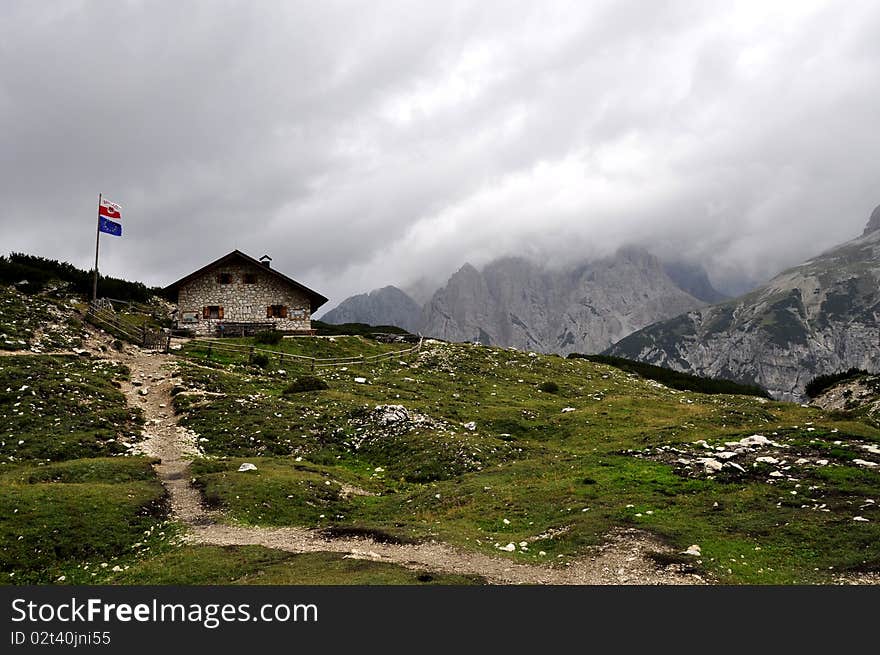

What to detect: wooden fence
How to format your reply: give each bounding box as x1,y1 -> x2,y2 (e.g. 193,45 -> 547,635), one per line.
183,335 -> 423,370
85,300 -> 171,351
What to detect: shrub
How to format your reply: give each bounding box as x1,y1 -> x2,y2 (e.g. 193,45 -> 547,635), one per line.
537,380 -> 559,394
567,353 -> 770,398
805,368 -> 869,398
251,353 -> 269,368
255,330 -> 283,345
283,375 -> 329,394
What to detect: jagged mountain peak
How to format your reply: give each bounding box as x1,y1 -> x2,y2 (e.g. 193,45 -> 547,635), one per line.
863,204 -> 880,236
321,285 -> 421,333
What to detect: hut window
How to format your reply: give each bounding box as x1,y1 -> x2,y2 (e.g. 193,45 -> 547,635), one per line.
267,305 -> 287,318
243,273 -> 257,284
204,305 -> 223,319
217,273 -> 232,284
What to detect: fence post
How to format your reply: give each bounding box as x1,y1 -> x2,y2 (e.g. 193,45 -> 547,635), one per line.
165,335 -> 171,354
207,344 -> 212,360
248,346 -> 254,365
279,353 -> 284,368
311,358 -> 315,372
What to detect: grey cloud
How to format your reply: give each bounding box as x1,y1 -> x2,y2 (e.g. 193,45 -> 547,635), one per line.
1,1 -> 878,309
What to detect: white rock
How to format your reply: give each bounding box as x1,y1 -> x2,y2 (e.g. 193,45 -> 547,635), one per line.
756,456 -> 779,465
502,518 -> 510,525
463,421 -> 477,431
500,543 -> 516,552
853,459 -> 878,468
696,457 -> 723,472
769,471 -> 784,478
816,459 -> 829,466
683,544 -> 701,556
138,387 -> 149,396
354,377 -> 367,384
724,462 -> 746,473
739,435 -> 773,447
237,463 -> 258,472
561,407 -> 576,413
853,516 -> 870,522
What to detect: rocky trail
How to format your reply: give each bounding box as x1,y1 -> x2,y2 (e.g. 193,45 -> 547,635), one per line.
104,335 -> 705,585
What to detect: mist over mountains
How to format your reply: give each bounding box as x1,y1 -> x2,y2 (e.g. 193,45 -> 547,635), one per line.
609,208 -> 880,401
323,248 -> 725,355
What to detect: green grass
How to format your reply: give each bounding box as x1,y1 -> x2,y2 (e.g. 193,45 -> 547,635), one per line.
108,546 -> 484,585
0,286 -> 82,351
0,353 -> 170,584
180,333 -> 412,370
170,337 -> 880,583
0,355 -> 142,463
0,457 -> 168,583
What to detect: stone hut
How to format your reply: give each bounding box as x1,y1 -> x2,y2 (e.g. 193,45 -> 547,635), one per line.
164,250 -> 328,336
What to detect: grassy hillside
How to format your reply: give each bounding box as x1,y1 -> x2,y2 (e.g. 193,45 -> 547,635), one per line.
172,336 -> 880,584
569,354 -> 770,398
4,276 -> 879,585
0,355 -> 170,583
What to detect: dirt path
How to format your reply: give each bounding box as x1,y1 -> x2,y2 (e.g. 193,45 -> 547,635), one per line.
108,338 -> 705,585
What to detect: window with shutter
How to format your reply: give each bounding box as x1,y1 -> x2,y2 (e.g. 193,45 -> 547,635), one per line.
203,307 -> 209,319
267,305 -> 287,318
218,306 -> 224,319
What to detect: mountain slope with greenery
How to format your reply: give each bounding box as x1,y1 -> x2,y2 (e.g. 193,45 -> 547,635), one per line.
171,335 -> 880,584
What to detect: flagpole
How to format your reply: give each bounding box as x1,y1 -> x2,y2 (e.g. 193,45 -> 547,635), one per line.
93,193 -> 101,302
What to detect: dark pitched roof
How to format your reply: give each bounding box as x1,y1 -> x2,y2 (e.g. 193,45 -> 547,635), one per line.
164,250 -> 329,313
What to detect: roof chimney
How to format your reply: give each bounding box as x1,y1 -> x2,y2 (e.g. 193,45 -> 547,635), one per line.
259,254 -> 272,268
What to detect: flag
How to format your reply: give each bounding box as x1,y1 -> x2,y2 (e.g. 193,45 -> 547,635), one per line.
99,198 -> 122,220
98,215 -> 122,236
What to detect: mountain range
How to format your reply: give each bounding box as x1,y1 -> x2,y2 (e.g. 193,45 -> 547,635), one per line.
608,208 -> 880,400
323,248 -> 725,355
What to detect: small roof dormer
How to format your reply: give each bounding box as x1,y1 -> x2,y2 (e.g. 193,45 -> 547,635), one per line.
259,254 -> 272,268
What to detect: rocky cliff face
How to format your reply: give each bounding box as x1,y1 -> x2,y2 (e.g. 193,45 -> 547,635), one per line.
320,286 -> 422,333
864,204 -> 880,237
420,249 -> 707,354
609,215 -> 880,401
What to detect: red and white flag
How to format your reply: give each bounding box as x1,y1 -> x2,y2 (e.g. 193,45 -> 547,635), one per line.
99,198 -> 122,221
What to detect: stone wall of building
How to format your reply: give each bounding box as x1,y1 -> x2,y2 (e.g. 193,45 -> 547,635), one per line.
177,262 -> 313,335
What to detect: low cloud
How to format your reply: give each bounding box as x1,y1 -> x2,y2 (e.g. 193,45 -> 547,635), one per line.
2,1 -> 878,306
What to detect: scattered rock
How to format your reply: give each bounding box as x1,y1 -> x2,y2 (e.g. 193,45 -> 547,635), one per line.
354,377 -> 367,384
683,544 -> 701,556
695,458 -> 723,472
237,463 -> 258,472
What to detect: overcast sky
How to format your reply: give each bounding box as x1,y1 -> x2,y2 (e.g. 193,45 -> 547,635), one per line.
2,0 -> 879,311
